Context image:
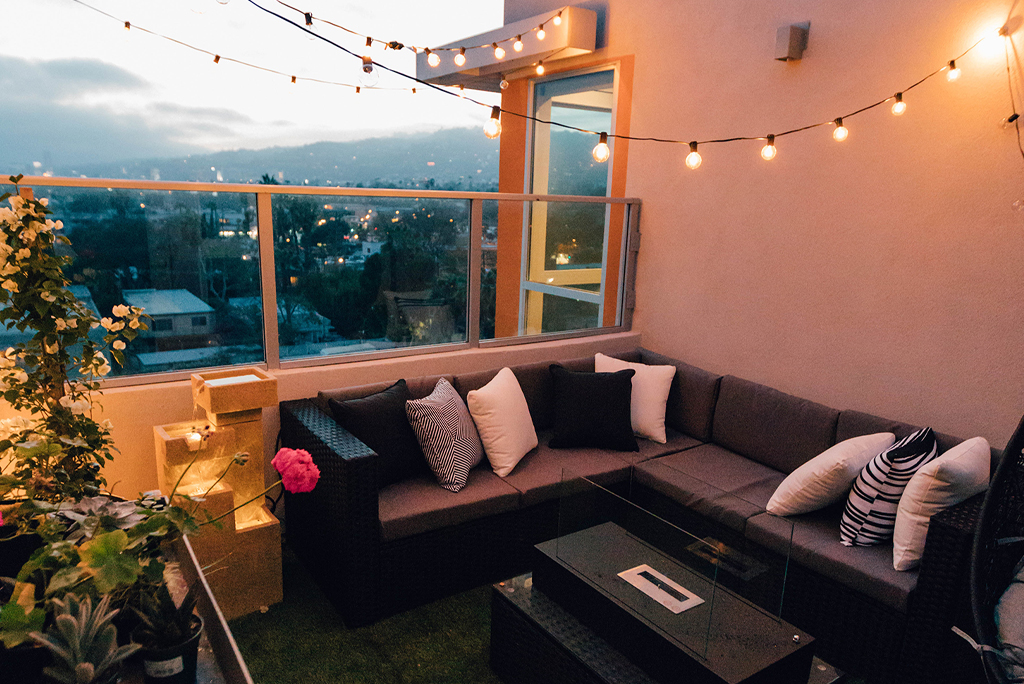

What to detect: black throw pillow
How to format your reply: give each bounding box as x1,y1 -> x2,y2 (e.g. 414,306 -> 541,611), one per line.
548,364 -> 638,452
328,379 -> 429,487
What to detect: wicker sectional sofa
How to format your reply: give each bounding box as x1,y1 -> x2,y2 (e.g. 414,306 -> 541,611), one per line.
279,348 -> 997,683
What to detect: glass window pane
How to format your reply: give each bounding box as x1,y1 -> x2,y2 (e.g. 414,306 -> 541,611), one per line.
8,186 -> 265,375
274,195 -> 469,360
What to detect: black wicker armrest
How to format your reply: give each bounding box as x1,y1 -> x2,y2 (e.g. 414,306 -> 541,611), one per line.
279,398 -> 383,626
897,493 -> 985,683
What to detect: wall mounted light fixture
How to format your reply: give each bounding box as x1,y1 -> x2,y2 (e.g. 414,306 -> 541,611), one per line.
776,22 -> 810,61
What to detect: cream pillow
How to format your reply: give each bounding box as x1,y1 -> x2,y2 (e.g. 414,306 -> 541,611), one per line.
766,432 -> 895,516
466,367 -> 538,477
594,353 -> 675,443
892,436 -> 990,571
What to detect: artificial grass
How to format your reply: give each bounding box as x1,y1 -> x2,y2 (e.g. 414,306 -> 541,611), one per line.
229,547 -> 503,684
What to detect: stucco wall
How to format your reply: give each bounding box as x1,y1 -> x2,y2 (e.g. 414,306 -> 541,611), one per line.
505,0 -> 1024,448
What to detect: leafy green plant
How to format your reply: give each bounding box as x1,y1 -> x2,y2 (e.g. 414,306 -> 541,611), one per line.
30,593 -> 140,684
131,581 -> 201,651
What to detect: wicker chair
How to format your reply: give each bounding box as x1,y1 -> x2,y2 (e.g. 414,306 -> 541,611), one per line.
971,415 -> 1024,683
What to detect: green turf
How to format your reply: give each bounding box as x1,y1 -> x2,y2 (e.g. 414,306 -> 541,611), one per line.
229,548 -> 503,684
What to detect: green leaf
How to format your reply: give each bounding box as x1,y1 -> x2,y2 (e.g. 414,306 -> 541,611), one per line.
44,566 -> 86,597
77,530 -> 141,594
0,602 -> 45,649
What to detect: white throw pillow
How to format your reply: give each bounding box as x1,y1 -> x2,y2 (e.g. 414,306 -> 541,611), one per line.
594,353 -> 675,444
766,432 -> 895,516
467,367 -> 538,477
892,436 -> 990,571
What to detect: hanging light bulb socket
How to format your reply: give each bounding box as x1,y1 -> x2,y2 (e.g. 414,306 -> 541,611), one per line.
493,42 -> 505,59
455,47 -> 467,67
686,141 -> 702,170
891,92 -> 907,115
536,61 -> 545,75
124,21 -> 130,30
514,35 -> 524,52
760,134 -> 777,161
365,37 -> 373,48
304,12 -> 313,26
946,59 -> 961,81
359,55 -> 379,87
592,132 -> 611,163
537,25 -> 546,40
213,54 -> 221,64
290,75 -> 297,84
484,106 -> 502,139
832,117 -> 849,141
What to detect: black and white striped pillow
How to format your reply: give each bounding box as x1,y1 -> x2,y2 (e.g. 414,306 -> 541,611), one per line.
405,378 -> 484,493
840,427 -> 938,547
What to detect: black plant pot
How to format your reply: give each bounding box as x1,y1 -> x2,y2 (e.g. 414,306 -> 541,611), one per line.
0,641 -> 50,684
0,524 -> 42,579
134,616 -> 203,684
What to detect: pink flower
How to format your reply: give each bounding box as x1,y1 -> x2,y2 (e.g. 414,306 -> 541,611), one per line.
272,448 -> 320,494
0,510 -> 4,527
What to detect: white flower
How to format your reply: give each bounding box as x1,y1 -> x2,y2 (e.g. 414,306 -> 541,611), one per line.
129,318 -> 140,329
100,419 -> 113,430
90,321 -> 99,329
54,220 -> 63,231
96,363 -> 111,376
66,318 -> 77,329
111,304 -> 130,317
11,370 -> 27,384
43,340 -> 58,354
59,395 -> 91,414
112,340 -> 126,350
9,196 -> 23,210
15,249 -> 29,261
0,208 -> 16,224
109,321 -> 125,332
2,280 -> 18,292
39,198 -> 48,207
20,228 -> 36,243
0,263 -> 18,276
40,291 -> 56,303
100,317 -> 114,330
55,318 -> 66,331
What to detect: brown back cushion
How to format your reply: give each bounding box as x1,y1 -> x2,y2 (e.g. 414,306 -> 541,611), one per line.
639,349 -> 722,442
317,374 -> 453,413
712,375 -> 839,474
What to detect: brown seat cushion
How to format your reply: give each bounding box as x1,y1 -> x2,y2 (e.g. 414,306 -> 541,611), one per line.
499,430 -> 633,507
633,444 -> 785,532
712,376 -> 839,474
639,349 -> 723,442
378,467 -> 521,542
615,427 -> 703,466
746,505 -> 918,613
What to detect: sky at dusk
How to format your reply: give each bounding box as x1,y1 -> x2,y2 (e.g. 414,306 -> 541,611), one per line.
0,0 -> 504,169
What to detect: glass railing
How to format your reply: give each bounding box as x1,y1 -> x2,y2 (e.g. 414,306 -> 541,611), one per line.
1,177 -> 640,384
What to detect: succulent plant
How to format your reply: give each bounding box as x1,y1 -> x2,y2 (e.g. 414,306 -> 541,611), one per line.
56,496 -> 147,544
131,580 -> 201,651
30,593 -> 140,684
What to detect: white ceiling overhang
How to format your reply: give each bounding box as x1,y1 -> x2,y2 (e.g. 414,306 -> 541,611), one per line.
415,6 -> 597,92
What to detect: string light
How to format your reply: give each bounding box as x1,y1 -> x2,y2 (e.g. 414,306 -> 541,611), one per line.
592,132 -> 611,163
513,35 -> 524,52
536,61 -> 545,75
832,117 -> 849,141
553,11 -> 563,26
499,75 -> 509,90
685,142 -> 702,170
891,92 -> 907,115
493,43 -> 505,59
483,106 -> 502,139
124,20 -> 130,30
304,11 -> 312,26
946,59 -> 961,81
454,47 -> 466,66
537,25 -> 546,40
760,134 -> 777,161
426,49 -> 440,67
359,55 -> 379,87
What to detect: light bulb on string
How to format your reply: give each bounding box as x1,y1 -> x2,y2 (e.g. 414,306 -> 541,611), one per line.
592,132 -> 611,163
499,75 -> 510,90
359,55 -> 379,87
553,11 -> 563,26
514,36 -> 524,52
685,141 -> 702,170
832,117 -> 848,141
946,60 -> 961,81
891,92 -> 907,116
483,106 -> 502,139
537,25 -> 546,40
760,135 -> 777,161
426,49 -> 441,67
304,12 -> 313,26
536,61 -> 545,75
455,47 -> 467,67
493,43 -> 505,59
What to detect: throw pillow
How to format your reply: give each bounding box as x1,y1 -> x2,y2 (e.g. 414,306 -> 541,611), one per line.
766,432 -> 895,516
405,377 -> 484,493
548,364 -> 638,452
892,436 -> 990,570
840,427 -> 938,546
466,367 -> 538,477
328,379 -> 428,488
595,352 -> 676,444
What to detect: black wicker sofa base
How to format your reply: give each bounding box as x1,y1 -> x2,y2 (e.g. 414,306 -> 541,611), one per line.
278,347 -> 997,684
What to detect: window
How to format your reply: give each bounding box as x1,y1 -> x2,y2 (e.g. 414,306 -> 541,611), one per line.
191,316 -> 208,327
152,319 -> 173,332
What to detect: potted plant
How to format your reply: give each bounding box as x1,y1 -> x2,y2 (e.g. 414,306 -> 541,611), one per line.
131,581 -> 202,684
30,593 -> 139,684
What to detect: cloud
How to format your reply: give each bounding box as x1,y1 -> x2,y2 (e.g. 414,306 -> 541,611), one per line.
0,55 -> 148,98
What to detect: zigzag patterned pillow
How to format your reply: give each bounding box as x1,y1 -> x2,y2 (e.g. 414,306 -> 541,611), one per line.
405,378 -> 484,493
840,427 -> 938,547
